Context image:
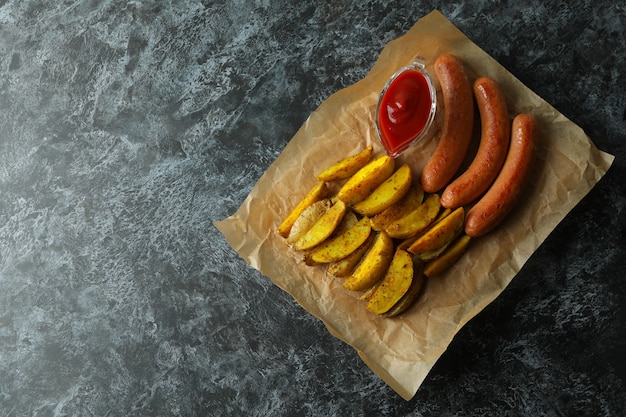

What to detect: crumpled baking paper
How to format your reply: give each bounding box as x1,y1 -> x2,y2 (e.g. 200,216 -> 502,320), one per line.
214,10 -> 614,400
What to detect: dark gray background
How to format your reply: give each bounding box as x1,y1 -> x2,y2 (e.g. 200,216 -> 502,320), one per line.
1,1 -> 624,416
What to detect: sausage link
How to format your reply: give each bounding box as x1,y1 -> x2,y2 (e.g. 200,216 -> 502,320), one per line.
441,77 -> 510,209
464,113 -> 538,237
420,54 -> 474,193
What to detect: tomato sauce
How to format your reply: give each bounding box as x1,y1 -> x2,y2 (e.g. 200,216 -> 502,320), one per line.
376,67 -> 435,157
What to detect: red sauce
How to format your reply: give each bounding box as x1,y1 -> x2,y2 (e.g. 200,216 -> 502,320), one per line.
377,69 -> 434,157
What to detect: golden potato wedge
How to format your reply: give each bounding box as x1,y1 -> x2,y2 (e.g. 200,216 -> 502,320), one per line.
384,193 -> 441,239
277,181 -> 329,238
316,145 -> 374,182
327,234 -> 374,278
334,210 -> 358,235
423,234 -> 471,277
370,183 -> 425,231
293,200 -> 346,251
306,217 -> 372,265
366,249 -> 415,315
336,155 -> 395,205
343,231 -> 394,292
286,199 -> 332,245
396,206 -> 453,250
384,260 -> 425,317
408,207 -> 465,261
303,210 -> 358,264
352,164 -> 413,217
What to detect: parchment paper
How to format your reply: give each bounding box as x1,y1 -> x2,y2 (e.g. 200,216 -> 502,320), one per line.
214,10 -> 614,400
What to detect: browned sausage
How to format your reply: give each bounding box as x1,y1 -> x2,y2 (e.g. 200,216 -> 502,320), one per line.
420,54 -> 474,193
464,113 -> 538,237
441,77 -> 511,209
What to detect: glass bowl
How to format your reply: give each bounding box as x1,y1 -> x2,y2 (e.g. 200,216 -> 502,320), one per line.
375,59 -> 437,157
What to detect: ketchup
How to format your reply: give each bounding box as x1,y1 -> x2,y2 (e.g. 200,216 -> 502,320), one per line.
376,66 -> 435,157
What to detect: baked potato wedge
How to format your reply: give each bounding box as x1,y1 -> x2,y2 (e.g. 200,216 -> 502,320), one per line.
383,260 -> 425,317
343,231 -> 394,292
316,145 -> 374,182
336,155 -> 395,205
286,199 -> 332,245
408,207 -> 465,261
306,216 -> 372,265
369,183 -> 424,231
352,164 -> 412,217
384,193 -> 441,239
277,181 -> 329,238
397,206 -> 453,250
424,234 -> 471,277
333,209 -> 358,235
293,200 -> 346,251
366,249 -> 415,315
328,233 -> 374,278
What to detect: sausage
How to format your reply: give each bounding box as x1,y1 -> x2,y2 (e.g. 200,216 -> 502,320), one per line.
420,54 -> 474,193
441,77 -> 511,209
464,113 -> 538,237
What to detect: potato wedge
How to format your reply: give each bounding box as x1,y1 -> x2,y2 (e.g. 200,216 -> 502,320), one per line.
336,155 -> 395,205
423,234 -> 471,277
293,200 -> 346,251
384,193 -> 441,239
304,209 -> 359,263
277,181 -> 329,238
352,164 -> 412,217
384,260 -> 425,317
306,217 -> 372,265
286,199 -> 332,245
397,206 -> 454,250
343,231 -> 394,292
366,249 -> 415,315
408,207 -> 465,261
328,234 -> 375,278
316,145 -> 374,182
334,209 -> 358,235
370,183 -> 424,231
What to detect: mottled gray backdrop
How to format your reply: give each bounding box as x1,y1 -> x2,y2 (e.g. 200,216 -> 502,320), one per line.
1,1 -> 625,416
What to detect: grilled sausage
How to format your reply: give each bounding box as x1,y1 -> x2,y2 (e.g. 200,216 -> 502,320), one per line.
420,54 -> 474,193
441,77 -> 510,209
464,113 -> 538,237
